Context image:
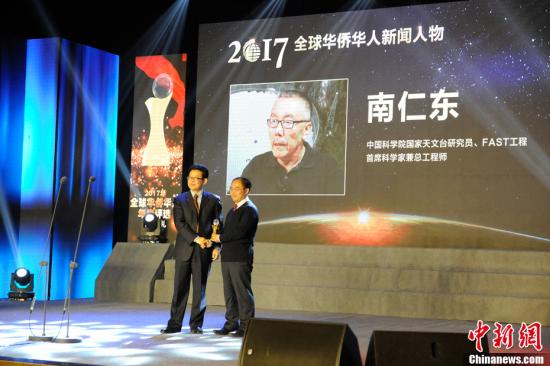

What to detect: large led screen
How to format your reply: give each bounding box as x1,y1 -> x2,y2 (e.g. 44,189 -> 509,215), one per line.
195,1 -> 550,249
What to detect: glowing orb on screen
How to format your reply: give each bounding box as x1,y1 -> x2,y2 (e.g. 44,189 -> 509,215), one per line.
258,211 -> 407,246
357,210 -> 371,224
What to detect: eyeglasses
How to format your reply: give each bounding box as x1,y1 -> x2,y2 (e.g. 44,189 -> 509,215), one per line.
187,176 -> 204,181
266,119 -> 309,129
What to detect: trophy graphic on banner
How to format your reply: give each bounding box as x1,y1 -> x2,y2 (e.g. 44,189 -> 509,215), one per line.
142,73 -> 172,167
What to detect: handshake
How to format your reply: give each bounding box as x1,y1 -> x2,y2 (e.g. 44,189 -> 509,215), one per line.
196,238 -> 221,250
195,237 -> 212,249
194,219 -> 221,260
195,236 -> 220,260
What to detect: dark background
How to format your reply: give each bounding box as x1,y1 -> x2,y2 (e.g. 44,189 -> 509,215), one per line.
0,0 -> 458,244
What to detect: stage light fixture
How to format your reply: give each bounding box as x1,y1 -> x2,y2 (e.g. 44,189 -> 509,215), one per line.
144,212 -> 158,230
139,212 -> 167,243
8,267 -> 35,301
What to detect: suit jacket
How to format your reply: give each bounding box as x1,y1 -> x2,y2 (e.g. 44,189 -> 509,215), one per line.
173,191 -> 222,261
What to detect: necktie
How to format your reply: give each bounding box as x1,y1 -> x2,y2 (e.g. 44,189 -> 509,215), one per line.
233,203 -> 238,211
193,194 -> 200,215
193,194 -> 200,232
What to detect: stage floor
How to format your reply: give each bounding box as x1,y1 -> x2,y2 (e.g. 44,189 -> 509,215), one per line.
0,299 -> 548,365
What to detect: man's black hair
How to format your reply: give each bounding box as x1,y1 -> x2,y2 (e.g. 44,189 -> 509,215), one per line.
188,164 -> 209,179
233,176 -> 252,190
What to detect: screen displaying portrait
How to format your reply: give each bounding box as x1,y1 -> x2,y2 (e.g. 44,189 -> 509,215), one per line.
226,79 -> 347,195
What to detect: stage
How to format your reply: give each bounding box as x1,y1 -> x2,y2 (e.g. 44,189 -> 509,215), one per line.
1,299 -> 548,365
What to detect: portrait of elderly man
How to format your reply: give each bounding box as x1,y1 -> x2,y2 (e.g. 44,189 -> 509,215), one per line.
241,90 -> 343,194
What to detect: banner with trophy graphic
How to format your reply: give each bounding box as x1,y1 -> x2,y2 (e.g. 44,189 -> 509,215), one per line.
128,54 -> 187,242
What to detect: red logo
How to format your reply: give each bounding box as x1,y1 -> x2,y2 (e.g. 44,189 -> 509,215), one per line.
468,320 -> 543,353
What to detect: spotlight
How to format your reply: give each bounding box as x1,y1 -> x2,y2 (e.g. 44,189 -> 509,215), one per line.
139,212 -> 167,243
144,212 -> 158,230
8,267 -> 35,301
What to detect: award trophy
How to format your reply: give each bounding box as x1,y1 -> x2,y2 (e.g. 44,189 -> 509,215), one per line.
208,219 -> 220,248
212,219 -> 220,235
142,73 -> 172,167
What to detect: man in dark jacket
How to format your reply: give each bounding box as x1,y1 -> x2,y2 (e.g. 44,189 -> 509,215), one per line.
161,164 -> 222,334
211,177 -> 259,337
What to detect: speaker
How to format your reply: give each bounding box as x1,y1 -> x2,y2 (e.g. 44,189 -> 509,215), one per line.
239,318 -> 363,366
365,330 -> 488,366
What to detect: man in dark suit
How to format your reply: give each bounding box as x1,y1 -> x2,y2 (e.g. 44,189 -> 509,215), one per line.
211,177 -> 259,337
161,164 -> 222,334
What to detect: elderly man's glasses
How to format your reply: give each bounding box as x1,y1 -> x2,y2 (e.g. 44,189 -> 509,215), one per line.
267,119 -> 309,129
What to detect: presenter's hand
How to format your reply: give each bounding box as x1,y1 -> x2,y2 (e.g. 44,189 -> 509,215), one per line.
212,248 -> 220,261
211,233 -> 220,243
197,237 -> 208,249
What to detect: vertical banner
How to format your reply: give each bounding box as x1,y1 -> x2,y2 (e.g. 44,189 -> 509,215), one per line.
127,54 -> 186,242
0,37 -> 26,299
50,40 -> 119,300
17,38 -> 59,300
1,38 -> 119,300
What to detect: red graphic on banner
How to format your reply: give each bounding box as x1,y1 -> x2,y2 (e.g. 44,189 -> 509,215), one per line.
136,55 -> 186,128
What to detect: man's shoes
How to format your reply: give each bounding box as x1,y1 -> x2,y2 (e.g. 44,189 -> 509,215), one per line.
190,327 -> 203,334
213,327 -> 236,336
160,327 -> 181,334
231,329 -> 245,337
